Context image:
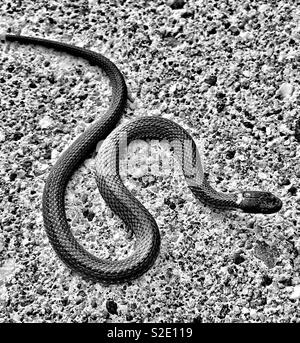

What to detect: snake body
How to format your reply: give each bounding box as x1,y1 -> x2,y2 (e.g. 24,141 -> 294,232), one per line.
3,35 -> 283,283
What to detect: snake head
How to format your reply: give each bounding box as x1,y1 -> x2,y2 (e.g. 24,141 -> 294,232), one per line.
239,191 -> 282,214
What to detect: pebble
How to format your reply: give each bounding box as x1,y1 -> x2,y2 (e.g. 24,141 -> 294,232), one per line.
254,241 -> 279,268
207,26 -> 217,35
241,307 -> 249,315
242,70 -> 251,78
168,0 -> 185,10
258,4 -> 269,13
126,314 -> 133,321
277,83 -> 294,99
279,178 -> 291,186
91,298 -> 97,308
169,83 -> 177,95
226,150 -> 236,159
36,286 -> 46,295
249,309 -> 258,320
82,209 -> 95,221
106,300 -> 118,315
261,275 -> 273,287
0,259 -> 16,281
290,285 -> 300,300
233,252 -> 245,265
204,75 -> 217,86
229,26 -> 240,36
218,304 -> 230,319
39,115 -> 53,129
245,241 -> 252,250
0,130 -> 5,142
239,31 -> 254,41
61,297 -> 69,306
51,149 -> 60,161
288,186 -> 297,196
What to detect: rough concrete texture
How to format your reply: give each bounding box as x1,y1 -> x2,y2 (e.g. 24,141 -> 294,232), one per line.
0,0 -> 300,323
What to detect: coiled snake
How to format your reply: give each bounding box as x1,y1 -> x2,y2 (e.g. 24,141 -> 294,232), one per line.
3,34 -> 283,283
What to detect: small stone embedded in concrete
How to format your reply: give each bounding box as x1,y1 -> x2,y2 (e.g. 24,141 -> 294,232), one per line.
168,0 -> 185,10
290,285 -> 300,300
106,300 -> 118,315
0,130 -> 5,142
39,115 -> 54,129
277,83 -> 294,99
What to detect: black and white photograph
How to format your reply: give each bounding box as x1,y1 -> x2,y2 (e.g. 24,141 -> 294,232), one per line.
0,0 -> 299,331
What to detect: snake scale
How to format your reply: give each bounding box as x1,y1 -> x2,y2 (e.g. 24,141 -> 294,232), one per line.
3,34 -> 284,283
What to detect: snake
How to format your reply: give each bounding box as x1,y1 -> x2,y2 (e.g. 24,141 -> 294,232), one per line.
2,34 -> 283,283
